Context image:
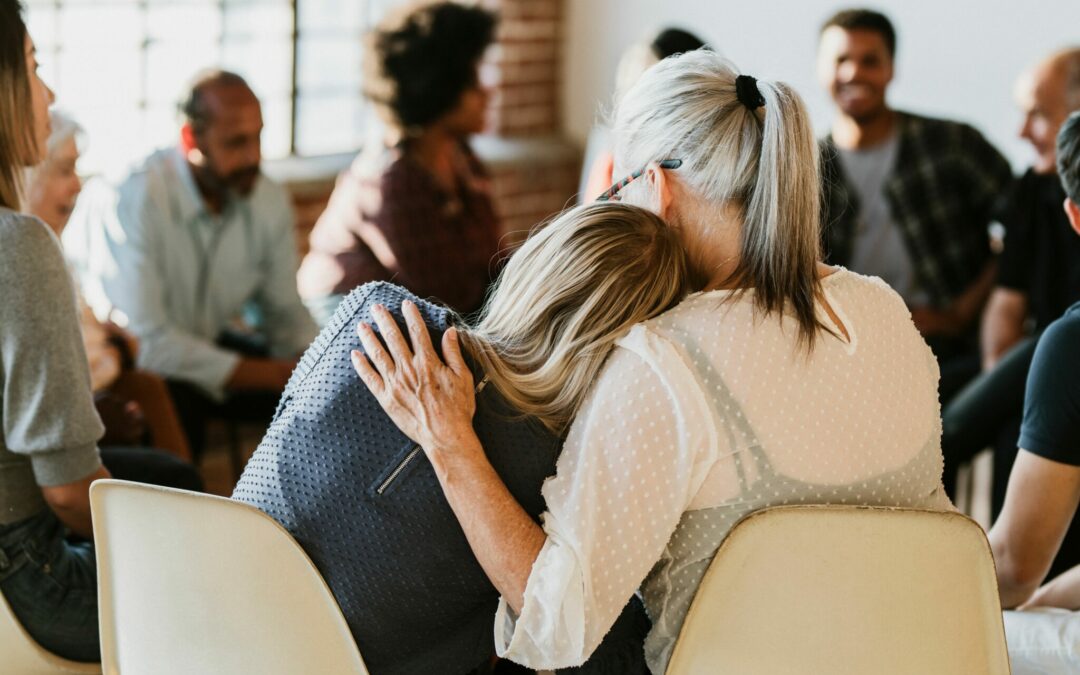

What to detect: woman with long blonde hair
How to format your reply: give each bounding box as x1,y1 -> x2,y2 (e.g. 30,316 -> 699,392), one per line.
235,201 -> 689,674
355,49 -> 953,673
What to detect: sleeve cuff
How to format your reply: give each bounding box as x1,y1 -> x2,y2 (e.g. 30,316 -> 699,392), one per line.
495,535 -> 588,669
30,442 -> 103,487
1018,437 -> 1080,467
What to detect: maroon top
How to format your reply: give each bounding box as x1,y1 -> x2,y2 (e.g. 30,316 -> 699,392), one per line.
298,143 -> 502,314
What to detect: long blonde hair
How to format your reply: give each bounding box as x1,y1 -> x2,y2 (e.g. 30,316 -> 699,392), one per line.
613,50 -> 824,348
0,1 -> 36,210
460,202 -> 690,434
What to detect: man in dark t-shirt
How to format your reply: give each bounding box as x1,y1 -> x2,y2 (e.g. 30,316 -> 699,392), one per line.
941,48 -> 1080,517
989,111 -> 1080,610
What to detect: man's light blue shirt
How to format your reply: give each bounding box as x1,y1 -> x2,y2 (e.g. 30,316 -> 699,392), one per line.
69,147 -> 318,401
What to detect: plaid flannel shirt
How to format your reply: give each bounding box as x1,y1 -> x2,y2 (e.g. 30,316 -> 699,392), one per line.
820,112 -> 1013,307
298,142 -> 502,315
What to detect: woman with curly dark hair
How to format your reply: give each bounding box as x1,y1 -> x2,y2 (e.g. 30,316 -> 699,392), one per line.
298,0 -> 502,324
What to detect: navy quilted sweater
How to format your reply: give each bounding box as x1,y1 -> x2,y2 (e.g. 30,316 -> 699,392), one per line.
234,283 -> 648,675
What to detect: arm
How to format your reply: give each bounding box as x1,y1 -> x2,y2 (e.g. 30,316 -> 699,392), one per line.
41,465 -> 111,539
980,288 -> 1029,370
0,218 -> 108,536
252,186 -> 319,358
353,302 -> 714,668
1023,565 -> 1080,610
94,179 -> 240,397
911,259 -> 998,337
990,315 -> 1080,608
989,451 -> 1080,608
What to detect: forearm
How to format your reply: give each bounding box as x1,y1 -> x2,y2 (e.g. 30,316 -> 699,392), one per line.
42,464 -> 112,539
1024,566 -> 1080,610
995,560 -> 1041,609
429,433 -> 545,613
953,260 -> 998,330
980,289 -> 1028,369
226,357 -> 294,392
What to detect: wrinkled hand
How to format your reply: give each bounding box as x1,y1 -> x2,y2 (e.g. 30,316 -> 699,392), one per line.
351,301 -> 477,456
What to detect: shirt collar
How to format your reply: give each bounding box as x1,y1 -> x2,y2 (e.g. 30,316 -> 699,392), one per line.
167,146 -> 254,224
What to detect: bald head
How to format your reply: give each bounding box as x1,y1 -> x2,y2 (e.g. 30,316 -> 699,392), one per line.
179,69 -> 264,199
1016,47 -> 1080,174
180,69 -> 258,135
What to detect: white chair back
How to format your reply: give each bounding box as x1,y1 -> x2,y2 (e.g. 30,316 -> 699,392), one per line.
0,590 -> 100,674
90,479 -> 368,675
666,505 -> 1010,675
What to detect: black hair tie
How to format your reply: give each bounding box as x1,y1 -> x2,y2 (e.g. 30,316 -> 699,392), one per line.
735,74 -> 765,111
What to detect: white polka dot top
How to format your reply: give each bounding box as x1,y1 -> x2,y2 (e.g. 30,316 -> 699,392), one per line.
494,268 -> 954,673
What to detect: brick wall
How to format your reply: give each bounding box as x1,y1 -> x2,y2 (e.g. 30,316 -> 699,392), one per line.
284,0 -> 580,254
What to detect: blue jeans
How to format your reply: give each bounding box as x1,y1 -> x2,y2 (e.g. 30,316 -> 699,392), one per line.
0,509 -> 99,662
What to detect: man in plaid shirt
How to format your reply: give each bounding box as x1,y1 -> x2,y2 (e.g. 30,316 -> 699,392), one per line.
817,9 -> 1013,399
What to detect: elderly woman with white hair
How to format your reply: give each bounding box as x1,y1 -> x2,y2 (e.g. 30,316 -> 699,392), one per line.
355,50 -> 953,673
28,110 -> 192,461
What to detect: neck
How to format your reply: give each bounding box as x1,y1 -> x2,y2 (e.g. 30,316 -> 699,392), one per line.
681,200 -> 746,291
407,126 -> 458,166
832,107 -> 896,150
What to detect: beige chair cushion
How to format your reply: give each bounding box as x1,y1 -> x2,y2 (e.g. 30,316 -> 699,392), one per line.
666,505 -> 1010,675
90,479 -> 368,675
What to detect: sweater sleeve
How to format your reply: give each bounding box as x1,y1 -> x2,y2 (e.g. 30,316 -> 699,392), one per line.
0,214 -> 104,486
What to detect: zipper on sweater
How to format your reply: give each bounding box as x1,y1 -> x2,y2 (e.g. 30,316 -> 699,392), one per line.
376,445 -> 422,495
374,376 -> 489,496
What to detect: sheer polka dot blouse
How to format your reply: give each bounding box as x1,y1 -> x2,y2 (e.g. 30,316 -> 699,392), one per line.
494,269 -> 953,673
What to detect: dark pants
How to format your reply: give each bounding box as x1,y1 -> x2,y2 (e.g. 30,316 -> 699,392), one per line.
940,334 -> 1080,580
941,336 -> 1038,504
0,446 -> 203,662
166,381 -> 280,463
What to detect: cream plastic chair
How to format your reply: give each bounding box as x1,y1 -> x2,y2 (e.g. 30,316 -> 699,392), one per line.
666,505 -> 1011,675
90,479 -> 369,675
0,592 -> 101,675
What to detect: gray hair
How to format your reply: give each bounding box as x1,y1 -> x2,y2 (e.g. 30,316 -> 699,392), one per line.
44,109 -> 82,160
612,50 -> 824,348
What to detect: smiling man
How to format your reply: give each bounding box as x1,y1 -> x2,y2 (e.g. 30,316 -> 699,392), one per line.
74,70 -> 318,459
817,9 -> 1013,401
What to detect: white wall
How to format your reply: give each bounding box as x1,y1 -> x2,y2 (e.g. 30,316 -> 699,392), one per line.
563,0 -> 1080,169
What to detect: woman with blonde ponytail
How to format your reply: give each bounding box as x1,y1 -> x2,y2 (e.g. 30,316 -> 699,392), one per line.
356,50 -> 952,673
236,201 -> 687,674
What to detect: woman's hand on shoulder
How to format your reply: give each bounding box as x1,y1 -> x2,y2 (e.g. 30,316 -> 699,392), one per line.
351,300 -> 479,458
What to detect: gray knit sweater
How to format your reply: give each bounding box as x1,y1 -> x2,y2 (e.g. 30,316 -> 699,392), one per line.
234,282 -> 649,675
0,208 -> 103,525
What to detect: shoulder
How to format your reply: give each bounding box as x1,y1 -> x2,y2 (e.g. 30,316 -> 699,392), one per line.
899,112 -> 1002,156
824,268 -> 915,327
116,148 -> 176,209
1035,305 -> 1080,366
0,211 -> 71,302
0,210 -> 63,262
339,281 -> 453,328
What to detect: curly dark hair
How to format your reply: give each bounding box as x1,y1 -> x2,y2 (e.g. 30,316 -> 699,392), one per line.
363,1 -> 496,132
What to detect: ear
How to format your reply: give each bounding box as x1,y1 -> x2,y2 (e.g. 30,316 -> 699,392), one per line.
1065,197 -> 1080,237
646,162 -> 675,220
179,123 -> 200,161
